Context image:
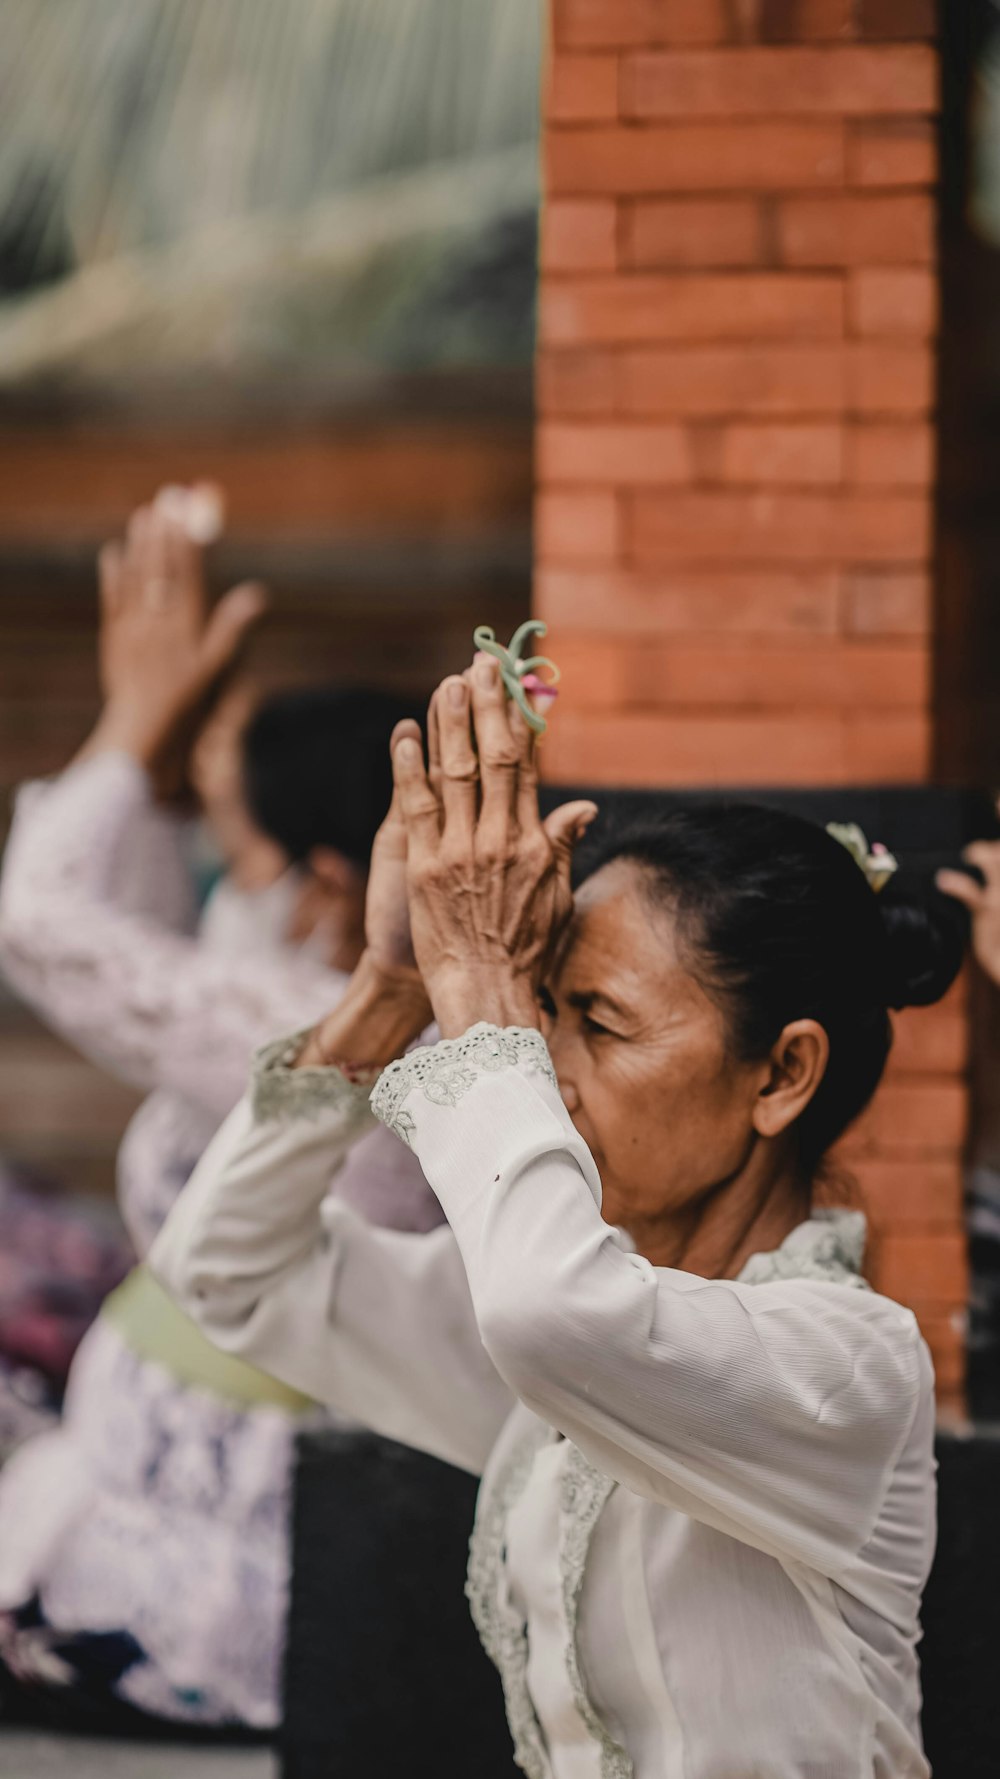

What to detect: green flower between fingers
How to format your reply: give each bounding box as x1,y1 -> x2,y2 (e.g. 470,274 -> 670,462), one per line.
473,620 -> 561,735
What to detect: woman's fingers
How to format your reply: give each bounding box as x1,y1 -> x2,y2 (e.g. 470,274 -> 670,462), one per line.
543,799 -> 599,895
390,725 -> 440,854
508,697 -> 543,836
155,481 -> 225,546
427,695 -> 442,798
936,868 -> 987,913
122,505 -> 151,607
436,677 -> 479,836
377,730 -> 420,854
164,514 -> 203,621
469,655 -> 519,830
144,506 -> 177,613
544,799 -> 599,858
962,840 -> 1000,889
123,502 -> 177,617
199,582 -> 267,679
98,542 -> 124,620
392,717 -> 423,751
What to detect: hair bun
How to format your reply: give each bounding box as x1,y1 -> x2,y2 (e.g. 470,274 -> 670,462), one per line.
878,875 -> 968,1011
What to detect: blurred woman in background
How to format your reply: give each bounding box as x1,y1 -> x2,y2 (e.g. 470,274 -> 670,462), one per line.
0,492 -> 437,1733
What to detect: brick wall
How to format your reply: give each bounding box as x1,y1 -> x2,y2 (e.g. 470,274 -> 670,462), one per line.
535,1 -> 966,1393
0,389 -> 532,1201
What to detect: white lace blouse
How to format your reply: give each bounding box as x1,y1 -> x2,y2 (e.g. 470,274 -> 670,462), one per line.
0,753 -> 440,1726
153,1024 -> 937,1776
0,749 -> 443,1246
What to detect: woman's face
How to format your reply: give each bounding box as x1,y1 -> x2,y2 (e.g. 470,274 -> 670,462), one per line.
542,858 -> 770,1239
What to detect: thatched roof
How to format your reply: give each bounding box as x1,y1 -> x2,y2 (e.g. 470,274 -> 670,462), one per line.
0,0 -> 542,391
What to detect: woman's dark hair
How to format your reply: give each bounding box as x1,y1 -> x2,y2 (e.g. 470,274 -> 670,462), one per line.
586,804 -> 967,1174
243,685 -> 425,868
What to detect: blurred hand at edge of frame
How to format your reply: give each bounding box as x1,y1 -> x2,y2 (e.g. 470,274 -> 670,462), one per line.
80,483 -> 266,802
937,807 -> 1000,987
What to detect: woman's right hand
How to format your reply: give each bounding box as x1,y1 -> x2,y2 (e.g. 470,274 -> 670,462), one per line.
86,487 -> 266,779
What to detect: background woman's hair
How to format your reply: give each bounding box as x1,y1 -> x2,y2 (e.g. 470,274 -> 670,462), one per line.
586,804 -> 968,1175
243,685 -> 425,867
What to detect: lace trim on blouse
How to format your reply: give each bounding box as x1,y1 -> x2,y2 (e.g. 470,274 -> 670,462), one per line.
559,1446 -> 631,1779
370,1023 -> 556,1147
466,1422 -> 553,1779
739,1206 -> 870,1290
252,1030 -> 378,1126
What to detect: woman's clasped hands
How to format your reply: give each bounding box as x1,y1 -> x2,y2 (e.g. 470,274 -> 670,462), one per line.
389,655 -> 597,1039
296,654 -> 595,1072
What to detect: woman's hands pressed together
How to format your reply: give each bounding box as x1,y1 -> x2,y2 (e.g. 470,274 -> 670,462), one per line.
85,487 -> 266,793
293,657 -> 594,1072
391,655 -> 596,1038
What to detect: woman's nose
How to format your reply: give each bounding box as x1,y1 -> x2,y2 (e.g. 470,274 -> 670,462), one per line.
558,1074 -> 581,1114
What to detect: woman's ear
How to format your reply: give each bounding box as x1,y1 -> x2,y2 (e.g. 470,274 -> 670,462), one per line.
751,1019 -> 830,1141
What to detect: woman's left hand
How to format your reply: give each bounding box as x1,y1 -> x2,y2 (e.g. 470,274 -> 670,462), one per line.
391,655 -> 597,1037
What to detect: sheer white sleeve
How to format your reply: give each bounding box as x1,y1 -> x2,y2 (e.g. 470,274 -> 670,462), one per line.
151,1031 -> 514,1476
370,1025 -> 927,1577
0,752 -> 349,1120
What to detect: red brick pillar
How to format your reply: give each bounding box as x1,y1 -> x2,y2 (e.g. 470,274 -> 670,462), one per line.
535,1 -> 966,1393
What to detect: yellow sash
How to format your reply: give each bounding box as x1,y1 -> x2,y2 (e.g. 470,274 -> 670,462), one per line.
102,1264 -> 315,1414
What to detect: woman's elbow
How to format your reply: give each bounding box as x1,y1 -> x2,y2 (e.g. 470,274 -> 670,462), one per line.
0,891 -> 68,1002
151,1221 -> 295,1359
150,1233 -> 235,1330
475,1290 -> 576,1406
0,896 -> 35,973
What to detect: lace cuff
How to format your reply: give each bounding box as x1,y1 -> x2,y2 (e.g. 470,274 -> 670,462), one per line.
251,1029 -> 379,1126
370,1023 -> 557,1148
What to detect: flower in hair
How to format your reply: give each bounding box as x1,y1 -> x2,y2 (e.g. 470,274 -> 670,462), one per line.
826,822 -> 899,895
473,621 -> 561,736
155,482 -> 225,544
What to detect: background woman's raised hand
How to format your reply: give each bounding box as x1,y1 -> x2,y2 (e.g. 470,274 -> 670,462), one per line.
391,655 -> 596,1038
938,819 -> 1000,988
85,485 -> 266,794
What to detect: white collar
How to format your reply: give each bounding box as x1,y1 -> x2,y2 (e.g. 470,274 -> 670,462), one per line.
738,1208 -> 868,1290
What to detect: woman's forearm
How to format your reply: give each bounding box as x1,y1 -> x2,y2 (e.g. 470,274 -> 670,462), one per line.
152,1035 -> 513,1471
74,700 -> 170,773
295,949 -> 431,1070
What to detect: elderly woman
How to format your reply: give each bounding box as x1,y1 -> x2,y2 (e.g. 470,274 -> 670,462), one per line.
153,657 -> 964,1778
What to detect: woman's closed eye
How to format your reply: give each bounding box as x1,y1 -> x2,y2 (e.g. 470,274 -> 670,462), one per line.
538,984 -> 557,1021
541,984 -> 627,1039
568,990 -> 632,1041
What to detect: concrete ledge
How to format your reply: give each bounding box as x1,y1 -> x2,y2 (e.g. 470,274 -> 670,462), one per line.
0,1732 -> 274,1779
